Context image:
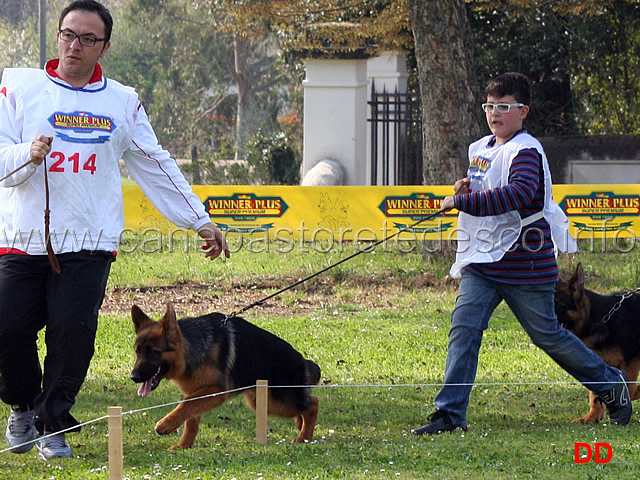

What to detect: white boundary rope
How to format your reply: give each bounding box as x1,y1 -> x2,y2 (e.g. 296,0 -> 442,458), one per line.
0,414 -> 109,455
1,379 -> 634,457
0,385 -> 254,456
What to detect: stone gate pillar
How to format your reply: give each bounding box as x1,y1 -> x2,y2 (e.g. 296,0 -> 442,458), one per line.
302,58 -> 368,185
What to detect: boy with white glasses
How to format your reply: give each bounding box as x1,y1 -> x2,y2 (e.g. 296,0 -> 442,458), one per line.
412,72 -> 631,435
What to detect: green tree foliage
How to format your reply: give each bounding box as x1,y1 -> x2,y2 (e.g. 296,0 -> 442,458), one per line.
246,130 -> 300,185
103,0 -> 236,159
468,1 -> 577,136
126,0 -> 293,159
2,0 -> 638,185
203,0 -> 412,58
469,0 -> 640,135
0,0 -> 39,26
0,0 -> 68,72
567,0 -> 640,134
198,0 -> 413,161
0,19 -> 38,71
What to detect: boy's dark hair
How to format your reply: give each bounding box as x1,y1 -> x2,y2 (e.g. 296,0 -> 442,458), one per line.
59,0 -> 113,44
486,72 -> 531,105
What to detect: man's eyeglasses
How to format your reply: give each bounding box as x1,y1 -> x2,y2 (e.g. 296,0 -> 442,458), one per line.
481,103 -> 525,114
58,29 -> 107,48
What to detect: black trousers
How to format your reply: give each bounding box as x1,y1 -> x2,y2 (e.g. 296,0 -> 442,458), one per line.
0,251 -> 113,433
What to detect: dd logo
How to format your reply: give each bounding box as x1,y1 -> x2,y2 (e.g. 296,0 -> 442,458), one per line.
574,443 -> 612,464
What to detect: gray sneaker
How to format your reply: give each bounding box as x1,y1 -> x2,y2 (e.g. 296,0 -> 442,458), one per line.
597,371 -> 632,425
5,405 -> 36,453
36,432 -> 73,460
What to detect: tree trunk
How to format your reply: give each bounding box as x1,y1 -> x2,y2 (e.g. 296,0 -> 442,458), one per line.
232,35 -> 260,159
407,0 -> 483,185
0,0 -> 36,24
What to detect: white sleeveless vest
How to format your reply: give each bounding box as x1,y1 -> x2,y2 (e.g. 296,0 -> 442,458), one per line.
450,132 -> 577,279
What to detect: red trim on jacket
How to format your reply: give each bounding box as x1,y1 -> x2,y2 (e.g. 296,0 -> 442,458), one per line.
0,248 -> 28,256
45,59 -> 103,85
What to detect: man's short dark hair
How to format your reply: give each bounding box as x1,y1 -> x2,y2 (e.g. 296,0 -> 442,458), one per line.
486,72 -> 531,106
59,0 -> 113,43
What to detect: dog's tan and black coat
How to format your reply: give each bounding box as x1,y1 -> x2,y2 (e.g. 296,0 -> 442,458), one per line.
130,303 -> 320,449
555,263 -> 640,423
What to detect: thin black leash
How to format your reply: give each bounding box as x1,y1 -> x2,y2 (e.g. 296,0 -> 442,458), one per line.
227,207 -> 450,318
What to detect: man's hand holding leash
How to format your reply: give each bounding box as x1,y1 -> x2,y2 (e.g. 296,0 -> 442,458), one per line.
197,223 -> 230,260
30,135 -> 53,165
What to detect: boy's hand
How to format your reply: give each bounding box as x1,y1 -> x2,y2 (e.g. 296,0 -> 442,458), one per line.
441,196 -> 455,211
454,177 -> 470,195
441,178 -> 470,211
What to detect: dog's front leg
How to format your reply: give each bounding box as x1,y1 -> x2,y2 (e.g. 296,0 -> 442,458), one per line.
165,415 -> 202,451
572,391 -> 605,424
155,389 -> 227,438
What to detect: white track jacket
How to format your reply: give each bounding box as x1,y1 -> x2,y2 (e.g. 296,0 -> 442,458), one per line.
0,60 -> 210,255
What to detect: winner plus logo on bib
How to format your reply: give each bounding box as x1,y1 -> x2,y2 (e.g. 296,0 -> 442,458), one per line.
48,111 -> 115,144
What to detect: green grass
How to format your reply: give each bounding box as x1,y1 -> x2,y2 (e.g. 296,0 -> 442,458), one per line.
1,237 -> 639,479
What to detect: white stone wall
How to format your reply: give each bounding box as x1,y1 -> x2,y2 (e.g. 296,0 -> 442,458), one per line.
302,53 -> 408,186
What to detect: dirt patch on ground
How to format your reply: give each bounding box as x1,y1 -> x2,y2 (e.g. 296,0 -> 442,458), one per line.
103,279 -> 303,318
101,272 -> 455,318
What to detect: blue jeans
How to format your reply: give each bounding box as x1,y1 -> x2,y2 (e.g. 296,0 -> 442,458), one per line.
434,270 -> 621,428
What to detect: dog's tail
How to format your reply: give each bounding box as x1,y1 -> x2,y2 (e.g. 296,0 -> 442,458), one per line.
305,359 -> 321,385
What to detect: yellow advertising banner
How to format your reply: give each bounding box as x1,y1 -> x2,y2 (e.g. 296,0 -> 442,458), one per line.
123,184 -> 640,243
553,184 -> 639,239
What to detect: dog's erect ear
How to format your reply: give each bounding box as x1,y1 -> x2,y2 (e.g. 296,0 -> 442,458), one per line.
160,302 -> 177,325
575,263 -> 584,290
159,303 -> 181,344
131,305 -> 156,333
566,263 -> 585,303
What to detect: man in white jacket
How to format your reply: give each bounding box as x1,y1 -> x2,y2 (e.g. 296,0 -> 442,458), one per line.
0,0 -> 229,459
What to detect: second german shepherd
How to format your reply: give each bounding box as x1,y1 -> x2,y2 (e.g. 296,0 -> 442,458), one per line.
130,303 -> 320,449
555,263 -> 640,423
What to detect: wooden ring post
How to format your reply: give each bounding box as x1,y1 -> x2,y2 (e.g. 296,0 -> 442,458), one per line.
108,406 -> 123,480
256,380 -> 268,445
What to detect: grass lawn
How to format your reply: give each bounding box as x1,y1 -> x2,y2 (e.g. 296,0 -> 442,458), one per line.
0,236 -> 638,479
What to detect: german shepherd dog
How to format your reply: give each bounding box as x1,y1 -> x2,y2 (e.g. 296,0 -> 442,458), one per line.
130,303 -> 321,449
555,263 -> 640,423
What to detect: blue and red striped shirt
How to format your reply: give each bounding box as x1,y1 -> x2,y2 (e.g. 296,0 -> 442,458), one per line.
454,141 -> 558,284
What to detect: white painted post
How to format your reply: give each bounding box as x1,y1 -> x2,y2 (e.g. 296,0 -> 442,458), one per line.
302,58 -> 368,185
367,52 -> 408,95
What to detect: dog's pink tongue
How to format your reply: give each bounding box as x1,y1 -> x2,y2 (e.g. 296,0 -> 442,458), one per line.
138,381 -> 153,398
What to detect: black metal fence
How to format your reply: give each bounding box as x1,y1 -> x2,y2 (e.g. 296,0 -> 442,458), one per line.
368,82 -> 423,185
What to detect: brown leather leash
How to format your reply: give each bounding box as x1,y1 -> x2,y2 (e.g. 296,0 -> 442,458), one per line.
43,159 -> 61,274
0,158 -> 35,182
1,158 -> 61,274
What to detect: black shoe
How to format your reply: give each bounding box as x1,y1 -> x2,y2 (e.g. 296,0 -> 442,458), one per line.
597,371 -> 632,425
412,410 -> 467,435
